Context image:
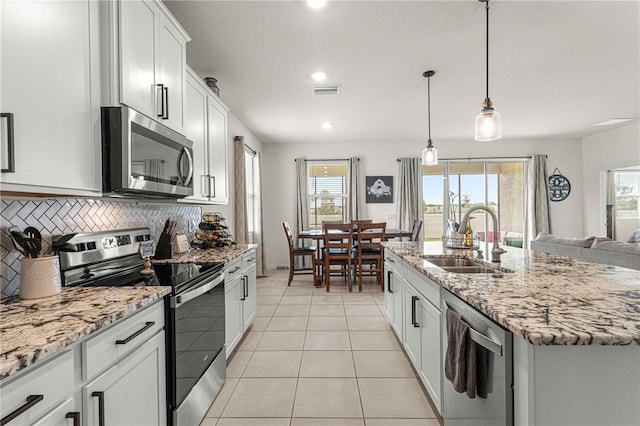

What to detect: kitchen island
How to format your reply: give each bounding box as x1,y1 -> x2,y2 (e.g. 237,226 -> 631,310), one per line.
382,241 -> 640,426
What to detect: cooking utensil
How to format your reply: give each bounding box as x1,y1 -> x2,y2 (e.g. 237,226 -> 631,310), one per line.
11,230 -> 40,258
8,226 -> 27,256
24,226 -> 42,243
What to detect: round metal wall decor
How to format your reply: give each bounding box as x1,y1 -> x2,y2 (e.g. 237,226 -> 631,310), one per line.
548,167 -> 571,202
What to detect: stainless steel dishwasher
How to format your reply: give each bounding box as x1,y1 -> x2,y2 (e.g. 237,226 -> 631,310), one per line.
441,289 -> 513,426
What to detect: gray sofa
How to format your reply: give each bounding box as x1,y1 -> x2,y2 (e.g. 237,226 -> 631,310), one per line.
530,233 -> 640,271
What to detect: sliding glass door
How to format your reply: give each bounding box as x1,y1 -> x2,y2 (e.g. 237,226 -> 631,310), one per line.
423,160 -> 525,246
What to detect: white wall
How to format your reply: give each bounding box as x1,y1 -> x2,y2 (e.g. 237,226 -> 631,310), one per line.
581,122 -> 640,237
262,137 -> 584,269
201,111 -> 264,237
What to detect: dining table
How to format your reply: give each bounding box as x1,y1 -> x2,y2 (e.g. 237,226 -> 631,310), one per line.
298,228 -> 412,287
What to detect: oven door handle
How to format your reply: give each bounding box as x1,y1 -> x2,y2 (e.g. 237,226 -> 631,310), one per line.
171,272 -> 224,308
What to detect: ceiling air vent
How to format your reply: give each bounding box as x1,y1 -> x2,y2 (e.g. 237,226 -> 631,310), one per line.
312,85 -> 341,96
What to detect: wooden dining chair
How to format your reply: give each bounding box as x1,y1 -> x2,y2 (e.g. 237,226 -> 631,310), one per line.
282,222 -> 317,286
350,218 -> 372,230
353,222 -> 386,291
322,222 -> 353,292
410,220 -> 423,241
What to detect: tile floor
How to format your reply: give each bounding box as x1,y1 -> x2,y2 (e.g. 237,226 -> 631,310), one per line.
200,269 -> 442,426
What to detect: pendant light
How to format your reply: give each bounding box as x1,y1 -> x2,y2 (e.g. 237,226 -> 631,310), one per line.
474,0 -> 502,142
421,70 -> 438,166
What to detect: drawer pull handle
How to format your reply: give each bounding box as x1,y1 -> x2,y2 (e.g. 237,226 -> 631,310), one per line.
0,395 -> 43,425
115,321 -> 155,345
91,392 -> 105,426
229,266 -> 241,273
65,411 -> 81,426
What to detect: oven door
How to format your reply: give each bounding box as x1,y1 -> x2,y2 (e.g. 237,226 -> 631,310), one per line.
167,270 -> 225,426
102,106 -> 194,197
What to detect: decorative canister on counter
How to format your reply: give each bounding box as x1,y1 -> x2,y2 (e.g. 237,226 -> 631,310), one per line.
19,255 -> 62,299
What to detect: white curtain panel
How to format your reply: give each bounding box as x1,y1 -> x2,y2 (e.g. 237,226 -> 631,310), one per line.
396,157 -> 423,232
525,154 -> 551,246
254,152 -> 266,276
234,136 -> 248,245
348,157 -> 361,220
294,158 -> 310,268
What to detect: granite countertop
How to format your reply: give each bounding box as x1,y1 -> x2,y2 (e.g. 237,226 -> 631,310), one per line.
0,286 -> 171,380
383,241 -> 640,346
152,244 -> 257,265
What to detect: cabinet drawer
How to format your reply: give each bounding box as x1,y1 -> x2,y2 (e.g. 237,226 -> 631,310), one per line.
242,250 -> 256,270
384,251 -> 403,276
82,301 -> 164,381
0,351 -> 74,425
403,264 -> 440,308
226,257 -> 242,281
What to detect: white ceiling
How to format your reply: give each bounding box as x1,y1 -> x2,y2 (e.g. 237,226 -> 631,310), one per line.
164,0 -> 639,145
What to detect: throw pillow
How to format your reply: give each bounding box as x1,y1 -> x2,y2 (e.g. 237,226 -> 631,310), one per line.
627,229 -> 640,243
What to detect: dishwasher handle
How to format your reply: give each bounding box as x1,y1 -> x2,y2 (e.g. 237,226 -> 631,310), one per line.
443,300 -> 503,356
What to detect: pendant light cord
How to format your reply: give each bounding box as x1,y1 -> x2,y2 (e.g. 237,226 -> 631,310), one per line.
427,75 -> 431,140
485,0 -> 490,101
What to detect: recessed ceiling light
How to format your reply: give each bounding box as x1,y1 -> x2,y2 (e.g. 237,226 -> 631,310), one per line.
311,71 -> 327,82
307,0 -> 326,9
594,118 -> 634,127
322,122 -> 334,130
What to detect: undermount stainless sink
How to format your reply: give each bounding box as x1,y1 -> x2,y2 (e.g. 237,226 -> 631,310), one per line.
421,255 -> 512,274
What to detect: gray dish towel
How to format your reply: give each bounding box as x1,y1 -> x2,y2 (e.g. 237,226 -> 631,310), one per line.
445,310 -> 469,393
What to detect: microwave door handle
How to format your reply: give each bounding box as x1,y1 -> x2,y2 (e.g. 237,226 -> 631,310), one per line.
182,147 -> 193,185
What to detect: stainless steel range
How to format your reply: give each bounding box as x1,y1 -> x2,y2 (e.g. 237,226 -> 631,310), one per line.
54,227 -> 226,426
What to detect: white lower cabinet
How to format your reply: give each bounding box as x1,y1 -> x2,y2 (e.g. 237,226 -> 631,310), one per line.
83,331 -> 166,426
0,300 -> 166,426
384,252 -> 404,339
225,250 -> 257,357
417,294 -> 442,411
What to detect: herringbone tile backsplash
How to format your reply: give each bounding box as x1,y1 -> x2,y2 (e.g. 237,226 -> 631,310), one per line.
1,198 -> 201,299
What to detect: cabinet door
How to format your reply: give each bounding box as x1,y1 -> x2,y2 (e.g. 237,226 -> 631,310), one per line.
0,0 -> 100,192
119,0 -> 157,118
32,398 -> 78,426
84,331 -> 166,426
207,97 -> 229,204
225,275 -> 244,357
242,263 -> 257,330
419,298 -> 442,413
403,284 -> 421,367
383,266 -> 396,335
157,16 -> 185,133
183,72 -> 210,201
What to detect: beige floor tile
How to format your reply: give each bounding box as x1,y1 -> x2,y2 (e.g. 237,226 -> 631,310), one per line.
353,351 -> 416,377
311,295 -> 344,304
304,331 -> 351,350
358,378 -> 437,418
293,378 -> 363,418
342,294 -> 375,304
256,304 -> 277,317
299,350 -> 356,377
256,331 -> 306,350
248,316 -> 270,332
226,351 -> 252,377
257,295 -> 283,306
203,377 -> 239,418
236,331 -> 263,351
307,316 -> 348,331
198,417 -> 217,426
242,351 -> 302,377
285,287 -> 316,295
291,419 -> 365,426
347,316 -> 390,331
222,378 -> 297,417
364,419 -> 441,426
274,304 -> 311,317
257,288 -> 286,296
216,419 -> 290,426
279,295 -> 313,305
310,304 -> 345,317
266,316 -> 308,331
350,331 -> 401,350
345,304 -> 382,316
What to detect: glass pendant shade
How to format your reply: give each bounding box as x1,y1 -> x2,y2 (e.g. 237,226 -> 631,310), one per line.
474,108 -> 502,141
422,144 -> 438,166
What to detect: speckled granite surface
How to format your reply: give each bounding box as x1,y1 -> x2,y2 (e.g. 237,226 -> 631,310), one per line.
383,242 -> 640,346
0,286 -> 170,380
152,244 -> 257,265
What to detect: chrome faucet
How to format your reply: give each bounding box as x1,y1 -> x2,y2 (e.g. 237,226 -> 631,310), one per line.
458,206 -> 507,262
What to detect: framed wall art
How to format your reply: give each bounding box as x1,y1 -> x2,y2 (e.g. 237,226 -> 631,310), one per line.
366,176 -> 393,203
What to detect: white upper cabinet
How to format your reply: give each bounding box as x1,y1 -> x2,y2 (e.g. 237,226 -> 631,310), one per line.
0,0 -> 101,195
116,0 -> 189,134
181,67 -> 229,205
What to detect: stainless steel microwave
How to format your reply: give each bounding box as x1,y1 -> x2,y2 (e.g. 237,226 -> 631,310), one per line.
101,106 -> 194,198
